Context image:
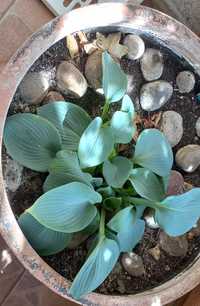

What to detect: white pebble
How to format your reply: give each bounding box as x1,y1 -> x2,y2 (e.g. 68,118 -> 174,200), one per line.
123,34 -> 145,60
176,71 -> 195,93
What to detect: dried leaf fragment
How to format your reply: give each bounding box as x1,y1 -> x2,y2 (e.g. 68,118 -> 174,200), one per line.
96,32 -> 128,59
66,34 -> 79,59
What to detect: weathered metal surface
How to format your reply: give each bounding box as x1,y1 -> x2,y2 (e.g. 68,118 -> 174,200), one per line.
153,0 -> 200,34
0,3 -> 200,306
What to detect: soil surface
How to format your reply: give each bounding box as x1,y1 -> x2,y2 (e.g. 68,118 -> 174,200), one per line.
3,31 -> 200,295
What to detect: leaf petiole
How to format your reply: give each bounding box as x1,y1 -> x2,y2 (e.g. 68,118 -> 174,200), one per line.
99,208 -> 106,237
101,101 -> 110,122
124,197 -> 164,210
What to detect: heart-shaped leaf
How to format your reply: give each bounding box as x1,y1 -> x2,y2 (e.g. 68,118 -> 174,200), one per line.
69,237 -> 120,300
129,168 -> 165,201
103,197 -> 122,212
81,211 -> 100,235
38,101 -> 91,151
3,114 -> 61,172
43,150 -> 92,192
155,188 -> 200,236
134,129 -> 173,177
108,206 -> 145,252
97,186 -> 115,198
18,213 -> 71,256
28,182 -> 102,233
102,51 -> 127,103
135,205 -> 146,219
78,117 -> 114,168
162,174 -> 170,192
103,156 -> 132,188
90,177 -> 103,188
111,95 -> 136,143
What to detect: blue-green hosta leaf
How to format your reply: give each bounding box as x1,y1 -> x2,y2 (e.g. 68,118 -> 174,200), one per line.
129,168 -> 165,201
108,206 -> 145,252
43,150 -> 92,192
90,177 -> 103,188
102,51 -> 127,103
134,129 -> 173,177
135,205 -> 146,219
78,117 -> 115,168
4,114 -> 61,172
103,156 -> 132,188
28,182 -> 102,233
69,237 -> 120,299
111,95 -> 136,143
18,213 -> 71,256
155,188 -> 200,236
103,197 -> 122,212
38,101 -> 91,151
97,186 -> 115,198
81,211 -> 100,235
162,174 -> 170,193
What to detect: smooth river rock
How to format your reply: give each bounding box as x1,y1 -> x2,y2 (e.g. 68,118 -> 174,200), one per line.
85,50 -> 102,89
176,71 -> 195,93
4,157 -> 23,192
159,231 -> 188,257
121,252 -> 145,277
56,61 -> 87,98
175,144 -> 200,173
123,34 -> 145,60
140,48 -> 164,81
166,170 -> 185,196
144,209 -> 159,229
195,117 -> 200,137
140,81 -> 173,111
19,71 -> 50,105
160,111 -> 183,147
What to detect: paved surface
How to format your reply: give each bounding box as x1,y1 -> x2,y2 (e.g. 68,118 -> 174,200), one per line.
0,0 -> 199,305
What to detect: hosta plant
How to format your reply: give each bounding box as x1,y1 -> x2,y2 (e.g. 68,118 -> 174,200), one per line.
4,51 -> 200,300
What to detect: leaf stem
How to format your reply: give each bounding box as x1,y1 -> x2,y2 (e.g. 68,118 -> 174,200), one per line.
124,197 -> 164,209
101,101 -> 110,122
99,208 -> 106,237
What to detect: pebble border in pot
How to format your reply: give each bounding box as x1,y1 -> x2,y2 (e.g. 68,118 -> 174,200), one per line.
1,3 -> 200,306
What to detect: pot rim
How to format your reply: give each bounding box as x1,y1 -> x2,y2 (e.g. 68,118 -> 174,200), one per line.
1,3 -> 200,306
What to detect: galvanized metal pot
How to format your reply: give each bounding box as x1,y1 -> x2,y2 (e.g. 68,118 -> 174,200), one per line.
0,3 -> 200,305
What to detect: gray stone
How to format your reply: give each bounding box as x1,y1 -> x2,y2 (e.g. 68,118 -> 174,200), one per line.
140,48 -> 164,81
140,81 -> 173,111
117,280 -> 126,294
19,71 -> 50,105
160,111 -> 183,147
175,144 -> 200,173
56,61 -> 87,98
85,50 -> 102,89
123,34 -> 145,60
166,170 -> 185,196
4,157 -> 23,192
121,252 -> 145,277
176,71 -> 195,93
144,208 -> 159,229
159,231 -> 188,257
195,117 -> 200,137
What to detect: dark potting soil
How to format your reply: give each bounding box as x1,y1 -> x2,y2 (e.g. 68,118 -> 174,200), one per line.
3,31 -> 200,295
